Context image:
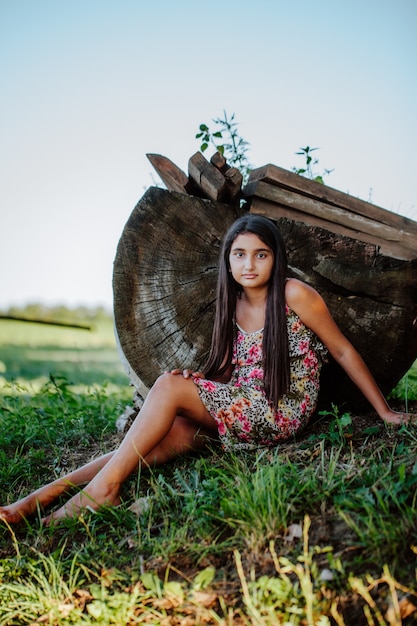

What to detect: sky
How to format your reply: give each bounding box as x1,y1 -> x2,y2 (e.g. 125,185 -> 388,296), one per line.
1,0 -> 416,311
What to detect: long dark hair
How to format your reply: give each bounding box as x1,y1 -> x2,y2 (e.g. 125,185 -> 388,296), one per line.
204,214 -> 290,407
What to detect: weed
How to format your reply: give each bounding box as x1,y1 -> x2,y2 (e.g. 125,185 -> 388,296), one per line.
293,145 -> 333,184
312,405 -> 354,446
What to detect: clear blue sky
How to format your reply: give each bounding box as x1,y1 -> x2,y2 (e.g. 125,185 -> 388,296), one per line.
1,0 -> 416,310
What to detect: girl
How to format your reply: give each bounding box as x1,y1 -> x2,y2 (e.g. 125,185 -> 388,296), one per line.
0,215 -> 412,525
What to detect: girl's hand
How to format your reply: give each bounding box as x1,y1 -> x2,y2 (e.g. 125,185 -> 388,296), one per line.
168,369 -> 205,379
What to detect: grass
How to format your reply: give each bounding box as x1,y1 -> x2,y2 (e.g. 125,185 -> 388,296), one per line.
0,315 -> 416,624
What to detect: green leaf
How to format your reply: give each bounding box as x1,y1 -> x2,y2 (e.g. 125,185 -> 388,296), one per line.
193,566 -> 216,591
141,572 -> 162,594
213,131 -> 223,138
164,581 -> 184,603
201,142 -> 208,152
362,426 -> 381,436
87,601 -> 105,619
397,463 -> 406,482
339,414 -> 352,427
199,124 -> 209,131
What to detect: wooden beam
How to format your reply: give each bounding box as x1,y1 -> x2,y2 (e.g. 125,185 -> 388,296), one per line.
246,181 -> 417,259
246,163 -> 417,237
249,198 -> 416,261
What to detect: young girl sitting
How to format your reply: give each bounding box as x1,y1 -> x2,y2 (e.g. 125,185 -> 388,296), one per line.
0,214 -> 413,525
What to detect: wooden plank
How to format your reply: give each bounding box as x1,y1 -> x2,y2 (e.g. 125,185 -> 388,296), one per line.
224,167 -> 243,203
249,198 -> 417,261
210,151 -> 230,173
246,163 -> 417,236
246,181 -> 417,257
210,153 -> 242,202
146,153 -> 195,194
188,152 -> 227,201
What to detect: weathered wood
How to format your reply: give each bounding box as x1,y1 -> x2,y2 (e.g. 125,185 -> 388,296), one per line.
210,151 -> 230,173
224,167 -> 243,203
275,217 -> 417,410
250,197 -> 395,254
146,151 -> 244,205
248,191 -> 417,261
113,187 -> 244,393
113,188 -> 417,412
246,163 -> 417,237
209,152 -> 243,202
188,151 -> 227,201
146,153 -> 196,194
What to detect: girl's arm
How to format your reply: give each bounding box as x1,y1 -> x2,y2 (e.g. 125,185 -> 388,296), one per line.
285,278 -> 413,425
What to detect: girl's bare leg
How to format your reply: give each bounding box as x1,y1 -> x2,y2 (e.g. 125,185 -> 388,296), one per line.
46,373 -> 215,521
1,374 -> 215,524
0,452 -> 115,524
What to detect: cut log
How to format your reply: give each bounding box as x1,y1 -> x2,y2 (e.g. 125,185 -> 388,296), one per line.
113,187 -> 244,394
113,187 -> 417,412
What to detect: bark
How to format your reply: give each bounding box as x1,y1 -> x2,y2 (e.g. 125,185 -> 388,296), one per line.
113,187 -> 244,394
113,187 -> 417,411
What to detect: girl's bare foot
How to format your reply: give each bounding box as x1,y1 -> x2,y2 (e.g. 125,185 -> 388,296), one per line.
43,480 -> 122,525
0,494 -> 42,524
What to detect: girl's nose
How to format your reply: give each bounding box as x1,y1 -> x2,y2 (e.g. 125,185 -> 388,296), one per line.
244,256 -> 254,270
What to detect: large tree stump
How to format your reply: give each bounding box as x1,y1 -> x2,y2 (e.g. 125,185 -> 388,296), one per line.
113,187 -> 244,396
113,187 -> 417,411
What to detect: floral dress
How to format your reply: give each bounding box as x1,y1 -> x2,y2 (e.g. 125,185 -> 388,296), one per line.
193,305 -> 328,450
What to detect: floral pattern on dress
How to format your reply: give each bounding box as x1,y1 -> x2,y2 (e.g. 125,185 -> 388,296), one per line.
193,305 -> 328,451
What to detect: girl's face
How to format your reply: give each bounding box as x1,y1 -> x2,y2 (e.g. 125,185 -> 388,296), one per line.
229,232 -> 274,290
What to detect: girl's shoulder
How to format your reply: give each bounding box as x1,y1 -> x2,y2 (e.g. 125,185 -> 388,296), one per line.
285,277 -> 317,305
285,278 -> 333,336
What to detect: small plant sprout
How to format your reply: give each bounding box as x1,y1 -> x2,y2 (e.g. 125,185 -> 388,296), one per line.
196,110 -> 252,183
293,145 -> 333,184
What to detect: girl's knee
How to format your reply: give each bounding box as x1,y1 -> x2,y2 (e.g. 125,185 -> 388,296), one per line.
152,372 -> 186,395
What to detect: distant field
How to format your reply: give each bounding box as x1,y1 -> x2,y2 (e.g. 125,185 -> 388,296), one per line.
0,317 -> 131,389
